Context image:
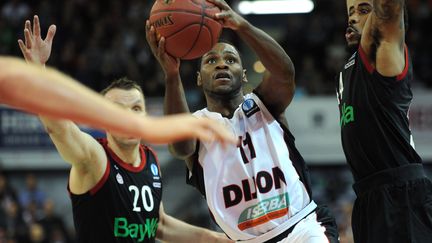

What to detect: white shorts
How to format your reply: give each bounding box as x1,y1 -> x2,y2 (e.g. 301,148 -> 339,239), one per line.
278,212 -> 328,243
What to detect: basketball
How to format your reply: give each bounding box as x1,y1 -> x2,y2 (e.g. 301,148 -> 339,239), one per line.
149,0 -> 222,60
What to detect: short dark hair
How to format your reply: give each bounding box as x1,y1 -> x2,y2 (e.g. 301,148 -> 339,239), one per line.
100,77 -> 143,96
198,40 -> 242,70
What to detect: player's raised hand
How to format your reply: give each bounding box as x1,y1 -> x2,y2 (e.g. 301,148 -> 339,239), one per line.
145,20 -> 180,77
143,114 -> 237,146
18,15 -> 56,65
207,0 -> 246,30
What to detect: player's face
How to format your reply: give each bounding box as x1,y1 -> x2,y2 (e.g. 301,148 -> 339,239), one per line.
346,0 -> 373,49
104,88 -> 146,146
198,43 -> 246,97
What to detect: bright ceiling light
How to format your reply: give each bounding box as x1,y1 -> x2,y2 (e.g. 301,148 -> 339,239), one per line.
253,61 -> 266,73
238,0 -> 314,15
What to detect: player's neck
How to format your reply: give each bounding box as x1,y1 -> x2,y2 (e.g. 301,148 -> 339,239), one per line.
107,138 -> 141,166
206,93 -> 244,118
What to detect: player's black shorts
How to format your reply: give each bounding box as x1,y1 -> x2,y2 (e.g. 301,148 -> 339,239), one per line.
351,164 -> 432,243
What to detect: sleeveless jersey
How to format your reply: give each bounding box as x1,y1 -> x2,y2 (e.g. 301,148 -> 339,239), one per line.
188,93 -> 315,241
336,46 -> 422,181
69,138 -> 162,243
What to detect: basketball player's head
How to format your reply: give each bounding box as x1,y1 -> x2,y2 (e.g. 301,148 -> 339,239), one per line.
345,0 -> 408,52
345,0 -> 373,51
101,78 -> 145,146
197,42 -> 248,98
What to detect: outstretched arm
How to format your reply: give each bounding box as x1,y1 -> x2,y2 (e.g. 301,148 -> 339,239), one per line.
145,20 -> 198,161
0,58 -> 236,145
209,0 -> 295,117
156,204 -> 233,243
16,16 -> 106,187
361,0 -> 406,77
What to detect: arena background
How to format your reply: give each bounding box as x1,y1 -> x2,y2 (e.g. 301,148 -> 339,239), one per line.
0,0 -> 431,242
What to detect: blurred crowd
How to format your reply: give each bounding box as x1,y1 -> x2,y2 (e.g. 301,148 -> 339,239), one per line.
0,172 -> 71,243
0,0 -> 431,99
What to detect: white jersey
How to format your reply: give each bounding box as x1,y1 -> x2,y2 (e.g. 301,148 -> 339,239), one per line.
190,93 -> 315,241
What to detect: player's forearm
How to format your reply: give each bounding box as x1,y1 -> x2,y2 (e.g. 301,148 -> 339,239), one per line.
0,57 -> 146,138
39,115 -> 75,136
373,0 -> 405,22
236,20 -> 294,82
164,73 -> 197,158
23,53 -> 69,135
164,73 -> 191,115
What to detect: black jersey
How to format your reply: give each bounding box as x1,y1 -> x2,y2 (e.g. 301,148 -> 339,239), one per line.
69,138 -> 162,243
336,46 -> 422,181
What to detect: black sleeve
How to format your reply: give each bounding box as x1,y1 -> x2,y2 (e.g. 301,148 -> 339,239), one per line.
316,204 -> 340,243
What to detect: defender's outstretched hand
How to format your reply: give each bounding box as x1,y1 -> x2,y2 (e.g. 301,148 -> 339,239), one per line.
18,15 -> 56,65
144,115 -> 237,145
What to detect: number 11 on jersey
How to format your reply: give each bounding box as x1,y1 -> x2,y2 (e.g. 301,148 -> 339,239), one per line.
238,132 -> 256,164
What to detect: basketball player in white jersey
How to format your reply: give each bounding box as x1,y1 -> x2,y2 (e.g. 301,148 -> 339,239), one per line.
147,0 -> 339,242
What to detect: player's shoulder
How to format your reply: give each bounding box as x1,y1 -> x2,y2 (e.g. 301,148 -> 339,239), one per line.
142,144 -> 161,166
192,108 -> 208,117
95,137 -> 108,150
193,108 -> 226,122
142,144 -> 157,157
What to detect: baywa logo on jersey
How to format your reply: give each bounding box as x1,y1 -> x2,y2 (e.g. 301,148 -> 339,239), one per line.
242,99 -> 260,118
340,103 -> 355,127
237,193 -> 290,231
114,217 -> 158,242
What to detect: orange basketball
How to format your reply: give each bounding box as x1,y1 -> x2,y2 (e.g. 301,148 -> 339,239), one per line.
149,0 -> 222,60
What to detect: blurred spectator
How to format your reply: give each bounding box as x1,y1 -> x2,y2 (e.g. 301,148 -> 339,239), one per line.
22,201 -> 44,226
0,172 -> 18,212
27,223 -> 48,243
18,174 -> 46,210
1,0 -> 30,27
0,172 -> 19,233
0,16 -> 15,54
37,200 -> 71,243
3,201 -> 27,242
18,174 -> 46,225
